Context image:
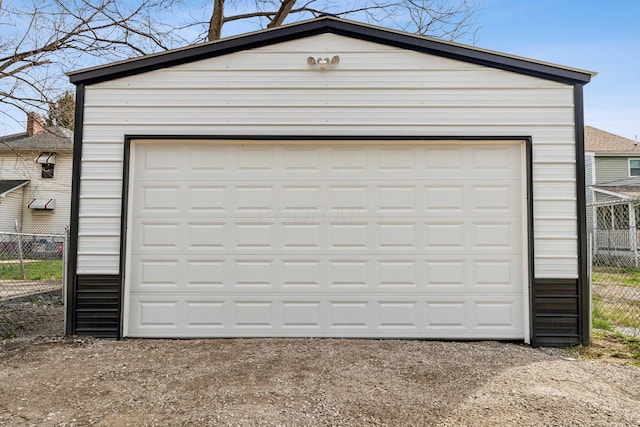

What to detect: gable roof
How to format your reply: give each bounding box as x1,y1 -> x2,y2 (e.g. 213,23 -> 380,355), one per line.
0,180 -> 29,197
0,126 -> 73,152
68,16 -> 594,86
585,126 -> 640,154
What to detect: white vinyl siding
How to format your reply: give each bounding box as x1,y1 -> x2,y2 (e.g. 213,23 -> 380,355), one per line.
77,33 -> 578,277
0,152 -> 72,232
0,188 -> 24,230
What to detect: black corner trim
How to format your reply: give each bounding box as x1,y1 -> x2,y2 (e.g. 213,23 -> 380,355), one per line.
574,85 -> 590,346
69,17 -> 592,86
66,84 -> 85,336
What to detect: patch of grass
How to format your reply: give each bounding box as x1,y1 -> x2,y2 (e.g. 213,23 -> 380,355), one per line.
592,297 -> 613,331
581,331 -> 640,367
0,259 -> 63,281
592,266 -> 640,288
593,296 -> 640,330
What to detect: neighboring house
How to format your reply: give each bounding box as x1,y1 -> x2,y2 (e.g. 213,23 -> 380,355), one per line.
585,126 -> 640,262
66,17 -> 594,346
0,113 -> 73,233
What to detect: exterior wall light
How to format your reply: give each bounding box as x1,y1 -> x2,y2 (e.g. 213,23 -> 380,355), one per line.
307,55 -> 340,69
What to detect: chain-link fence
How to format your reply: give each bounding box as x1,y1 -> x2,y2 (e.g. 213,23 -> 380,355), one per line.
589,201 -> 640,339
0,226 -> 67,339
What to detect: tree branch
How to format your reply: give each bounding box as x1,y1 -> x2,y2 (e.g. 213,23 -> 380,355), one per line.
268,0 -> 297,28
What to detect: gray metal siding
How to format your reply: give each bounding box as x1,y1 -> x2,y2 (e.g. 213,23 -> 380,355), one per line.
595,156 -> 640,186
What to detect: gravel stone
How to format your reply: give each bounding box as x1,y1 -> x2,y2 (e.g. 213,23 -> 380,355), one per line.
1,338 -> 639,426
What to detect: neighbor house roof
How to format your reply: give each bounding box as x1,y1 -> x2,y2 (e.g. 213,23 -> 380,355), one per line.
585,126 -> 640,154
0,126 -> 73,152
68,16 -> 595,86
593,186 -> 640,203
0,180 -> 29,197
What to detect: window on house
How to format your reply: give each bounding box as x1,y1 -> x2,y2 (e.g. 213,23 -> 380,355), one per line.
630,159 -> 640,176
41,163 -> 55,179
35,152 -> 56,179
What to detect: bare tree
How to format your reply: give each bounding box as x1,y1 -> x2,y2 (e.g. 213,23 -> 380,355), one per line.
0,0 -> 480,132
0,0 -> 183,130
199,0 -> 480,42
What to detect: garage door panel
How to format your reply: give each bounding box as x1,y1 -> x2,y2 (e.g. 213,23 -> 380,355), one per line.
127,142 -> 525,338
134,143 -> 522,179
130,218 -> 521,255
132,179 -> 522,219
128,294 -> 523,337
129,254 -> 522,294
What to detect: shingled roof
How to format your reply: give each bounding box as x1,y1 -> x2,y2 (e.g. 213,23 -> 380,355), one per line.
585,126 -> 640,154
0,126 -> 73,152
0,180 -> 29,197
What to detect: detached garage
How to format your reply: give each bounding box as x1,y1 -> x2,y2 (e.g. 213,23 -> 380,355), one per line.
67,17 -> 593,346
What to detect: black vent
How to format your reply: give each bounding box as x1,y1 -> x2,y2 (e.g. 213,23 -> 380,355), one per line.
532,279 -> 580,347
74,275 -> 120,338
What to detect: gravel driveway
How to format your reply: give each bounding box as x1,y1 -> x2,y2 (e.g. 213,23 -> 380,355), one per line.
1,338 -> 639,426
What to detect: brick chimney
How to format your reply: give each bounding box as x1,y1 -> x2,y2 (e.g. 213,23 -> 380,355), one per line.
26,112 -> 45,136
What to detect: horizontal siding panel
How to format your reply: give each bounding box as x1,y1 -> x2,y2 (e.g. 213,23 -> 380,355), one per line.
534,258 -> 578,278
536,237 -> 578,252
81,125 -> 575,142
533,163 -> 576,181
79,180 -> 123,197
535,219 -> 577,236
81,143 -> 124,160
0,190 -> 23,230
96,69 -> 566,90
80,161 -> 123,179
79,198 -> 121,213
174,45 -> 481,70
85,88 -> 574,108
532,145 -> 576,163
77,255 -> 120,274
534,200 -> 577,218
594,156 -> 640,186
534,316 -> 579,336
533,181 -> 576,199
78,216 -> 121,236
83,107 -> 575,126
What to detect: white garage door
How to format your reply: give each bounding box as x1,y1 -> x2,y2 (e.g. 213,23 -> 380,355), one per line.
124,141 -> 526,338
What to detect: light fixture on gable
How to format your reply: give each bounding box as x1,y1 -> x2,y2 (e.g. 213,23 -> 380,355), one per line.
307,55 -> 340,69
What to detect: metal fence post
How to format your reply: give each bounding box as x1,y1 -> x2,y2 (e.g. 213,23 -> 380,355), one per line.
14,219 -> 26,280
63,227 -> 69,332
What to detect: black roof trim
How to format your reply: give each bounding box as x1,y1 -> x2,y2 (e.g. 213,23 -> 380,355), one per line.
69,17 -> 593,86
0,180 -> 29,197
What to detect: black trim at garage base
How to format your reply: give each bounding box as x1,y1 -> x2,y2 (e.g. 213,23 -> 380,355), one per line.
70,274 -> 582,346
72,274 -> 121,338
532,278 -> 580,347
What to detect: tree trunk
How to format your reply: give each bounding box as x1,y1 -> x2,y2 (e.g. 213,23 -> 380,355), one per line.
267,0 -> 297,28
208,0 -> 225,41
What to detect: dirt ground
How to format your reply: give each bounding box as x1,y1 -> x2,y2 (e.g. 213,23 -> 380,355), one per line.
1,302 -> 640,426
